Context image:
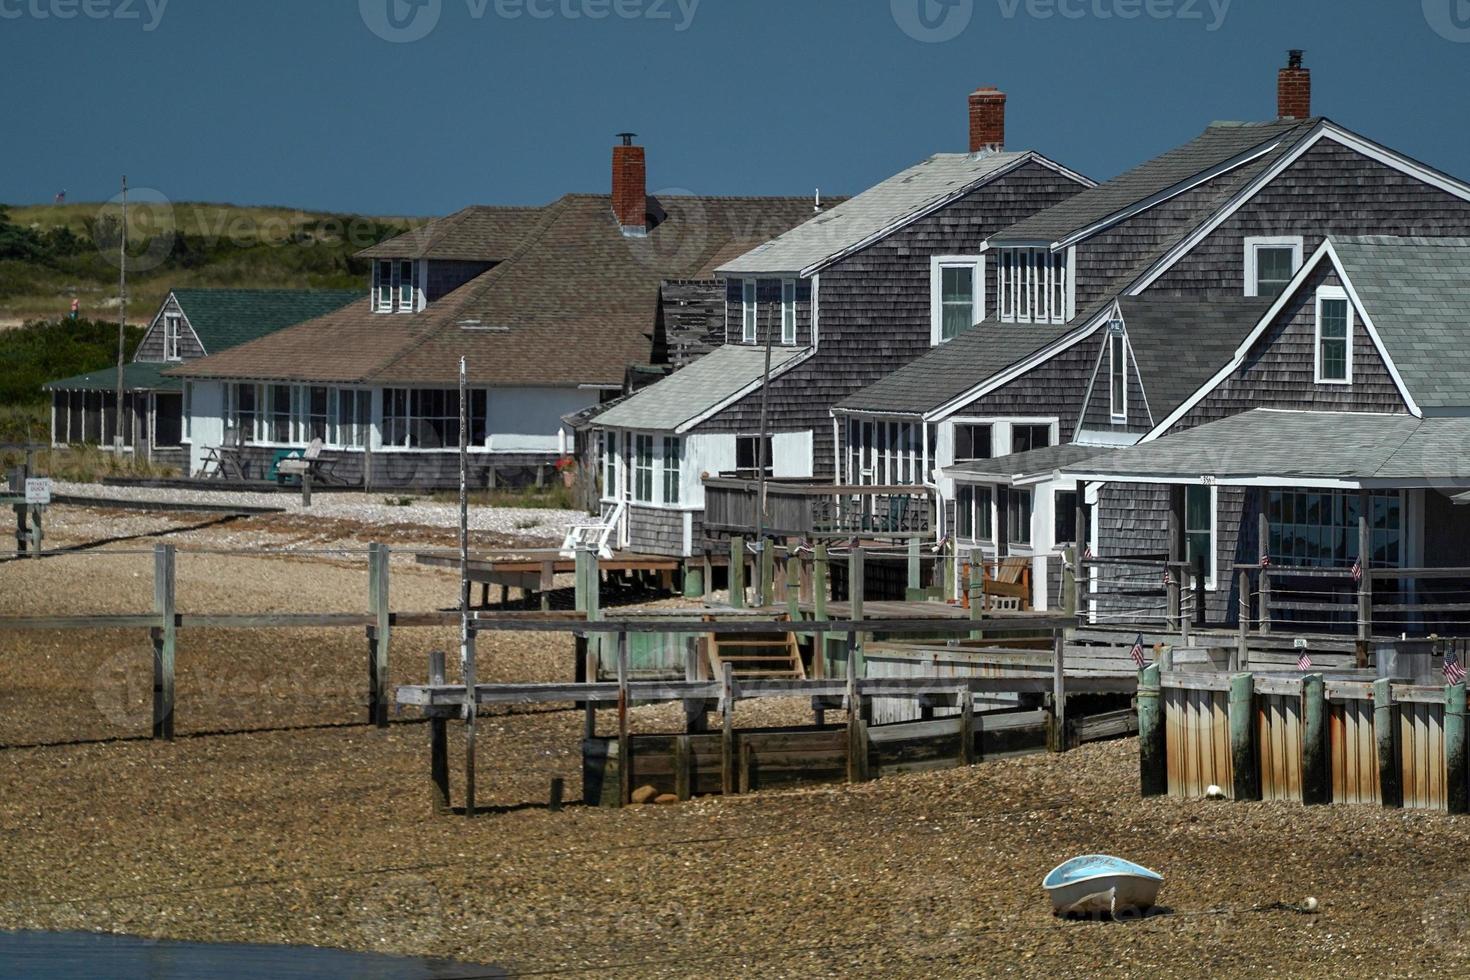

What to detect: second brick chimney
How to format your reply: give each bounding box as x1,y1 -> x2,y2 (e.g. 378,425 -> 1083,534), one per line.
612,133 -> 647,236
969,87 -> 1006,154
1278,50 -> 1311,120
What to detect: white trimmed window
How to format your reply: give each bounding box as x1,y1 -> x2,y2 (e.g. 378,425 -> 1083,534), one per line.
1108,323 -> 1128,423
956,484 -> 994,542
1314,286 -> 1353,384
1185,485 -> 1217,589
397,261 -> 417,312
1244,236 -> 1304,297
633,434 -> 655,503
602,431 -> 618,499
662,436 -> 682,504
182,382 -> 192,442
374,261 -> 394,312
1006,489 -> 1033,546
1011,423 -> 1052,455
333,389 -> 371,449
164,313 -> 182,361
383,388 -> 488,449
930,256 -> 983,345
781,280 -> 797,345
741,280 -> 757,343
996,248 -> 1068,324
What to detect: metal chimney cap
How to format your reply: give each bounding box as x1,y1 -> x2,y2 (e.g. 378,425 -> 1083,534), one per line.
616,132 -> 638,146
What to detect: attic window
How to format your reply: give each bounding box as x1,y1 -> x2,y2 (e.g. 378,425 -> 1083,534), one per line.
1244,236 -> 1304,297
997,248 -> 1068,324
1108,322 -> 1127,423
1314,286 -> 1352,384
164,313 -> 183,361
373,260 -> 420,313
930,256 -> 983,345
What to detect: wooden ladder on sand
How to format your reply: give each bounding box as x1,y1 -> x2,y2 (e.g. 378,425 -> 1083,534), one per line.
707,626 -> 807,680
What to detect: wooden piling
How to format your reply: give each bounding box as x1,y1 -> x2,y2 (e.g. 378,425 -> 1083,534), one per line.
1229,672 -> 1259,801
1137,663 -> 1165,797
1235,569 -> 1250,672
721,662 -> 735,796
463,627 -> 477,818
969,557 -> 984,640
812,544 -> 829,681
1258,512 -> 1272,634
152,543 -> 176,741
907,536 -> 921,594
429,650 -> 449,815
617,631 -> 630,807
848,546 -> 865,623
845,647 -> 868,783
1061,547 -> 1076,618
367,543 -> 391,728
729,537 -> 746,609
759,541 -> 774,609
1050,630 -> 1067,752
1357,507 -> 1372,642
1301,673 -> 1328,805
1374,677 -> 1402,808
958,685 -> 975,766
674,734 -> 692,801
1446,682 -> 1467,815
682,559 -> 704,598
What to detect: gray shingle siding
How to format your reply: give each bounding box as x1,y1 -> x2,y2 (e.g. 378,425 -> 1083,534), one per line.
627,506 -> 688,557
1078,331 -> 1153,435
723,278 -> 812,349
136,295 -> 205,362
1176,265 -> 1409,431
702,162 -> 1090,471
1148,140 -> 1470,295
944,336 -> 1099,443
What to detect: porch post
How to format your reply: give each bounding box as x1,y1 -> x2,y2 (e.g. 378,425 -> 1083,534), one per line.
1166,486 -> 1183,633
1357,494 -> 1372,643
1258,511 -> 1272,634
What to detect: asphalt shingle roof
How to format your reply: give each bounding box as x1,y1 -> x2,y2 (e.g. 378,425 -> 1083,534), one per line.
719,152 -> 1059,276
175,194 -> 820,388
593,345 -> 809,432
1116,295 -> 1275,421
44,362 -> 179,393
994,119 -> 1315,245
945,442 -> 1107,483
356,206 -> 546,261
171,289 -> 360,353
1061,409 -> 1470,482
1330,236 -> 1470,410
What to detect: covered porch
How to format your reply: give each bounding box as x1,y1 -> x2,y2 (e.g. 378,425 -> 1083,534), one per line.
43,363 -> 185,469
1061,409 -> 1470,640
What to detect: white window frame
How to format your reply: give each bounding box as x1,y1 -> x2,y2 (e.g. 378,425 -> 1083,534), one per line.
781,279 -> 797,345
397,260 -> 417,313
602,430 -> 619,501
1314,285 -> 1353,385
331,388 -> 372,449
181,381 -> 192,443
741,280 -> 757,343
164,313 -> 182,361
662,435 -> 682,505
1243,236 -> 1304,297
374,260 -> 394,313
996,248 -> 1068,324
929,255 -> 984,346
1108,323 -> 1128,424
1184,484 -> 1219,591
633,433 -> 655,503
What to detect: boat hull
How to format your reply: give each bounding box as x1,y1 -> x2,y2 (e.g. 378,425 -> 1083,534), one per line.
1042,855 -> 1164,917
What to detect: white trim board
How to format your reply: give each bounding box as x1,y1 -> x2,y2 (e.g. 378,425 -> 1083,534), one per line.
1144,240 -> 1422,441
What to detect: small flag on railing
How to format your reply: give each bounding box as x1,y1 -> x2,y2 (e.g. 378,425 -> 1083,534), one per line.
1351,555 -> 1363,584
931,533 -> 951,555
1445,648 -> 1467,686
1163,567 -> 1174,588
1260,552 -> 1271,569
1083,545 -> 1094,560
1298,649 -> 1313,672
1130,633 -> 1148,669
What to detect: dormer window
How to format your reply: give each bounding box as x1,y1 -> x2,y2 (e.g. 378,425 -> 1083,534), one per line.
742,280 -> 757,343
164,313 -> 182,361
1314,286 -> 1352,384
997,248 -> 1068,324
781,279 -> 797,345
374,260 -> 420,313
1108,321 -> 1127,423
930,256 -> 983,345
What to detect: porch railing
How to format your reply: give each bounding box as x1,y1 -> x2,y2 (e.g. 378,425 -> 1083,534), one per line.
702,477 -> 935,539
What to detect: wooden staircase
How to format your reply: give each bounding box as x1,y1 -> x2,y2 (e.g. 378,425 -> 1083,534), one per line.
707,628 -> 807,680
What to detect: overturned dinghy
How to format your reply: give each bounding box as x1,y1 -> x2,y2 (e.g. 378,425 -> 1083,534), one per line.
1043,855 -> 1163,917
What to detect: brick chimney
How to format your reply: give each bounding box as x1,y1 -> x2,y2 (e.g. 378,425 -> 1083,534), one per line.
1278,50 -> 1311,120
612,133 -> 647,236
969,87 -> 1006,154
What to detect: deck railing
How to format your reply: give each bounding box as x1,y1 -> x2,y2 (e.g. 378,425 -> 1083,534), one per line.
702,477 -> 935,539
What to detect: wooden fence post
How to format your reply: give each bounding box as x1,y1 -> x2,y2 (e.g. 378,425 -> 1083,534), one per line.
428,650 -> 449,815
1229,672 -> 1258,801
849,547 -> 865,676
1235,569 -> 1250,673
721,662 -> 735,796
1192,553 -> 1206,629
617,631 -> 630,807
1446,682 -> 1467,815
729,536 -> 745,609
1137,663 -> 1165,797
1061,547 -> 1076,618
958,684 -> 975,766
367,543 -> 391,728
812,544 -> 829,681
1301,673 -> 1328,806
969,556 -> 984,641
758,541 -> 774,609
1358,509 -> 1372,642
1049,630 -> 1067,752
845,651 -> 868,782
1374,677 -> 1401,808
907,536 -> 921,595
463,627 -> 477,818
1258,513 -> 1272,634
152,543 -> 176,741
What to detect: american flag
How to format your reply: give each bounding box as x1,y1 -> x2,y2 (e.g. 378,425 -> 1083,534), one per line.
1083,544 -> 1094,560
1446,647 -> 1468,686
1163,567 -> 1174,588
1351,556 -> 1363,584
1260,552 -> 1271,569
1130,633 -> 1148,669
1298,649 -> 1313,672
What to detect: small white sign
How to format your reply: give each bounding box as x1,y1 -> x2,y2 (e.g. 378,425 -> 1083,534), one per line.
24,478 -> 52,506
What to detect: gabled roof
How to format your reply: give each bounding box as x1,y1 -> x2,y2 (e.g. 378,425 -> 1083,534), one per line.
356,205 -> 546,261
1109,296 -> 1274,423
1330,236 -> 1470,410
1062,409 -> 1470,486
173,194 -> 820,388
992,119 -> 1315,247
720,152 -> 1090,277
593,344 -> 810,433
169,289 -> 360,354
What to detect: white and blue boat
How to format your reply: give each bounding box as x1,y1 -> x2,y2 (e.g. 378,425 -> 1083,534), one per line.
1042,855 -> 1164,917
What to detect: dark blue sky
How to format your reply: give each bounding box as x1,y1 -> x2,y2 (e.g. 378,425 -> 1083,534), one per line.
3,0 -> 1467,216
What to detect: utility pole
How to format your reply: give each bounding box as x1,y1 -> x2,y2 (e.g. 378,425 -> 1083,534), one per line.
114,175 -> 128,455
